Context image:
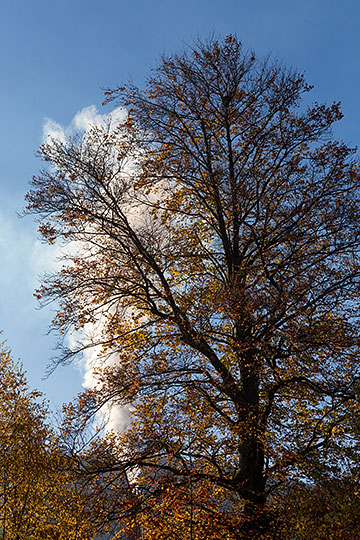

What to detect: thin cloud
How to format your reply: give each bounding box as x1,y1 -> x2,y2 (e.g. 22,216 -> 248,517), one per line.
0,211 -> 59,293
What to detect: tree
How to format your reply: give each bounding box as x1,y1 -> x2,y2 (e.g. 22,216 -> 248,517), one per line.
0,342 -> 68,539
0,341 -> 116,539
275,472 -> 360,539
26,35 -> 360,538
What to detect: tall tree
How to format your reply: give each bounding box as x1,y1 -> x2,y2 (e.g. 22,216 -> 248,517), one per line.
26,36 -> 360,538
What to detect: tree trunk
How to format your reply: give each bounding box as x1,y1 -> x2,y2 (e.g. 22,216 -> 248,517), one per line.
235,352 -> 268,538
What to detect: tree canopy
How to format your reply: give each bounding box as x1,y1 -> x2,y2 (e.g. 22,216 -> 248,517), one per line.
0,343 -> 54,538
0,342 -> 121,539
26,35 -> 360,538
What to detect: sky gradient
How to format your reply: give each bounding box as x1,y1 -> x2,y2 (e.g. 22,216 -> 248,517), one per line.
1,0 -> 359,411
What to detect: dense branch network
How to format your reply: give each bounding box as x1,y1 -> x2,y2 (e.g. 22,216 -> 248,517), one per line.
26,36 -> 360,539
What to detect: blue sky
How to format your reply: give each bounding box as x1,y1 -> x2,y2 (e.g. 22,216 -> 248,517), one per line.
1,0 -> 359,411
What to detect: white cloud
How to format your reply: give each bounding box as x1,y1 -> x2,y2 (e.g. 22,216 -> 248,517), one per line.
72,104 -> 126,132
43,104 -> 133,434
72,105 -> 105,132
70,317 -> 133,434
42,118 -> 66,144
42,104 -> 126,144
